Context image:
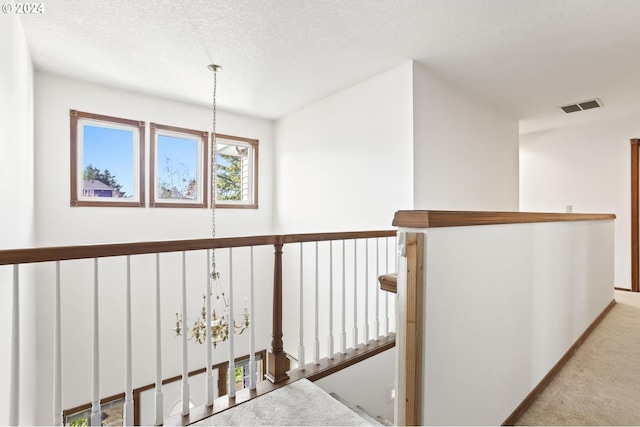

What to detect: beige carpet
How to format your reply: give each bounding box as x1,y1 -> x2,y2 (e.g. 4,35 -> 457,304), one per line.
516,290 -> 640,426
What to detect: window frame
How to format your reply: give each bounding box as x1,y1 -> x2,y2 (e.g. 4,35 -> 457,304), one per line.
70,110 -> 145,207
149,123 -> 209,209
214,133 -> 259,209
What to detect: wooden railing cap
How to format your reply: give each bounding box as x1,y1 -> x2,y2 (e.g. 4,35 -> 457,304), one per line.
0,230 -> 397,266
392,210 -> 616,229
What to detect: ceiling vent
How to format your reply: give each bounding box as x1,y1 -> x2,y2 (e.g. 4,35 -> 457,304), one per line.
560,98 -> 603,113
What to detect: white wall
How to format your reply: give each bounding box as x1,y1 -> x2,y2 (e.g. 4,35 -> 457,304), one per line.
520,116 -> 637,288
0,11 -> 36,425
32,72 -> 276,424
412,62 -> 520,211
34,72 -> 275,246
275,61 -> 522,424
396,219 -> 614,425
274,64 -> 409,390
274,61 -> 414,233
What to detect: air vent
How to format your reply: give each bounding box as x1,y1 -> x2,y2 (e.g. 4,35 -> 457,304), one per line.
560,98 -> 603,113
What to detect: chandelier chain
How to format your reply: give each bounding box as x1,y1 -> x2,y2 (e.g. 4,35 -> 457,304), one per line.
210,65 -> 219,279
172,64 -> 250,348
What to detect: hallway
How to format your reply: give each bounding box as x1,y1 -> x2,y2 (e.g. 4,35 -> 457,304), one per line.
516,290 -> 640,425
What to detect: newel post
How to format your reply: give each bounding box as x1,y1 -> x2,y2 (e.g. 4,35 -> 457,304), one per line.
266,238 -> 290,383
395,232 -> 424,426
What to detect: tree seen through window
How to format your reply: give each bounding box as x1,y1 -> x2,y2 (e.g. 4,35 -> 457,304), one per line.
216,153 -> 242,200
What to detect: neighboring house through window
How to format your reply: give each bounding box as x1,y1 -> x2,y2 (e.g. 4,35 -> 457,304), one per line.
83,179 -> 121,197
70,110 -> 145,207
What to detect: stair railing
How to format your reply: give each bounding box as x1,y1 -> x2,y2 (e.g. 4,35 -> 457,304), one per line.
0,229 -> 396,426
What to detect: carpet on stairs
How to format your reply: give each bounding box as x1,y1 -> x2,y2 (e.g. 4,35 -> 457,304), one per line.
193,378 -> 381,426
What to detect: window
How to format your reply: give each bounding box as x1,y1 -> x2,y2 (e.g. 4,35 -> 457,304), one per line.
215,134 -> 258,209
70,110 -> 145,207
150,123 -> 208,208
65,397 -> 124,426
227,352 -> 265,390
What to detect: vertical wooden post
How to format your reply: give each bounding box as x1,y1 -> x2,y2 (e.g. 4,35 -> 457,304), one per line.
631,139 -> 639,292
266,239 -> 289,383
405,233 -> 424,425
133,390 -> 141,426
217,362 -> 229,397
396,232 -> 424,426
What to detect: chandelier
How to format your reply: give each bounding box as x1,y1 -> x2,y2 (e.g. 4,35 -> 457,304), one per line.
173,64 -> 250,347
174,292 -> 249,347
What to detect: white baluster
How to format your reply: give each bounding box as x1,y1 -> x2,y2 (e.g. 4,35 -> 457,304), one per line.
10,265 -> 19,427
328,241 -> 334,360
385,237 -> 390,335
206,250 -> 214,406
353,240 -> 358,348
364,239 -> 369,343
341,240 -> 346,354
228,248 -> 236,398
249,247 -> 257,389
298,243 -> 305,369
53,262 -> 62,426
314,242 -> 320,365
375,238 -> 380,341
124,257 -> 134,426
154,254 -> 163,426
393,234 -> 398,332
181,252 -> 190,416
91,259 -> 101,426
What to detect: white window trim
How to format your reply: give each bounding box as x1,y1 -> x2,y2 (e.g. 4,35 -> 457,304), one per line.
76,118 -> 142,204
214,134 -> 258,209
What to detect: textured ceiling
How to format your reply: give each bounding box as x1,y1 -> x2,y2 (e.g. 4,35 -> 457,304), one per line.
18,0 -> 640,133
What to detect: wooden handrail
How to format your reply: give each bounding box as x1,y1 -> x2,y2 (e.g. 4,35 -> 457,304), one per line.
0,230 -> 397,266
283,230 -> 396,244
379,273 -> 397,294
393,210 -> 615,229
0,236 -> 277,265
